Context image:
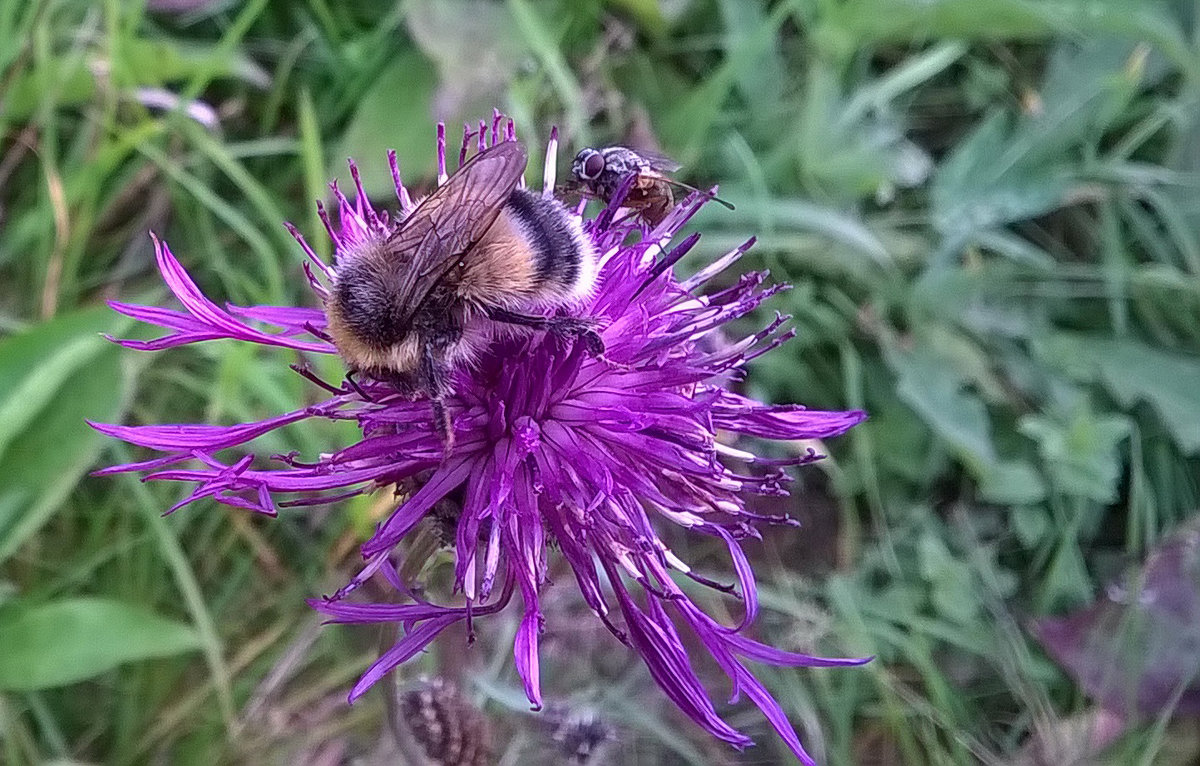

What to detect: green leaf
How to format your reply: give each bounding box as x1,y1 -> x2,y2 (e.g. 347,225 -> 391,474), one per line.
658,1 -> 791,164
508,0 -> 586,141
979,460 -> 1047,506
1012,505 -> 1051,548
931,111 -> 1075,234
870,397 -> 941,485
4,37 -> 266,121
604,0 -> 667,37
932,38 -> 1144,235
408,0 -> 531,127
1038,334 -> 1200,454
0,307 -> 135,563
892,347 -> 996,470
1019,404 -> 1131,503
821,0 -> 1189,68
821,0 -> 1054,48
1041,540 -> 1094,610
332,50 -> 439,198
0,597 -> 200,690
717,0 -> 784,113
794,65 -> 933,202
751,197 -> 891,264
918,532 -> 978,625
1091,344 -> 1200,454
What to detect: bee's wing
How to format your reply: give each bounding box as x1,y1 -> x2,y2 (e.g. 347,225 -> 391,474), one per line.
385,141 -> 527,324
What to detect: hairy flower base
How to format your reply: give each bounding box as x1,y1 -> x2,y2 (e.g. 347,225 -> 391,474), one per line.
94,112 -> 869,765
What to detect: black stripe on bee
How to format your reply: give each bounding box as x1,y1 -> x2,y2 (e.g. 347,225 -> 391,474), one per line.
505,188 -> 581,289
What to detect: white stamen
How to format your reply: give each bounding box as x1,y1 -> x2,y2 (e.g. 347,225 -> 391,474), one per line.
461,553 -> 477,600
662,548 -> 691,573
436,123 -> 448,185
714,499 -> 741,514
681,238 -> 754,291
714,442 -> 757,461
543,126 -> 559,198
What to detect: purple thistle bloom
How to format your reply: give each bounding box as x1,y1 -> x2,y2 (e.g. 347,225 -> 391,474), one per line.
93,113 -> 869,764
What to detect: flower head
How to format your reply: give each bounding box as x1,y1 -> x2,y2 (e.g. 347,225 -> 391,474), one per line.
93,111 -> 869,764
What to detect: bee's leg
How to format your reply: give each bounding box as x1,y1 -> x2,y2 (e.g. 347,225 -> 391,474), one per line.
548,316 -> 605,358
344,369 -> 376,402
289,362 -> 344,395
485,307 -> 606,357
429,397 -> 453,452
302,321 -> 333,343
418,341 -> 456,452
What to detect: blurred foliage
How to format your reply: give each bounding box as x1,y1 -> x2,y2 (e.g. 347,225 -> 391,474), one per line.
2,0 -> 1200,764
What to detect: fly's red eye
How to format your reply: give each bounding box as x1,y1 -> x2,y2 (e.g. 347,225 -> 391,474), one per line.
582,152 -> 605,180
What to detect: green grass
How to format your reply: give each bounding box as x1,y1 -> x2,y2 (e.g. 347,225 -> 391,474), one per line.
2,0 -> 1200,763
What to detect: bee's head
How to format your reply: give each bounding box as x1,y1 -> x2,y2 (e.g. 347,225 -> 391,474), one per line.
572,148 -> 607,183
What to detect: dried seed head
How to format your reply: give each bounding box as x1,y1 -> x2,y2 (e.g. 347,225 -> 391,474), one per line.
397,678 -> 491,766
550,708 -> 614,765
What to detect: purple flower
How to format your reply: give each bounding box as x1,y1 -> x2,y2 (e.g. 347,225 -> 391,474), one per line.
93,112 -> 869,764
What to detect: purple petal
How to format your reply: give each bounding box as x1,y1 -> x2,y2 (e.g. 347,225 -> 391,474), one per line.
88,407 -> 315,451
362,458 -> 474,556
347,614 -> 461,703
147,233 -> 333,353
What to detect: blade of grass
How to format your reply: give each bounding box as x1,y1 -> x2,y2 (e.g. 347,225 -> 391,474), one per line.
508,0 -> 586,142
134,139 -> 284,304
297,85 -> 330,261
115,457 -> 236,734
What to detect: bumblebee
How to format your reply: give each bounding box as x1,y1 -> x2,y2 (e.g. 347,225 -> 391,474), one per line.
571,145 -> 733,226
325,140 -> 600,444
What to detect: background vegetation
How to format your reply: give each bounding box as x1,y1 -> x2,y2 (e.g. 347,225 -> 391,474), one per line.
2,0 -> 1199,764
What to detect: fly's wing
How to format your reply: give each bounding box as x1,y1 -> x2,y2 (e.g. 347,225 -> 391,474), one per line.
628,147 -> 735,211
385,141 -> 527,325
617,146 -> 735,212
608,146 -> 681,174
